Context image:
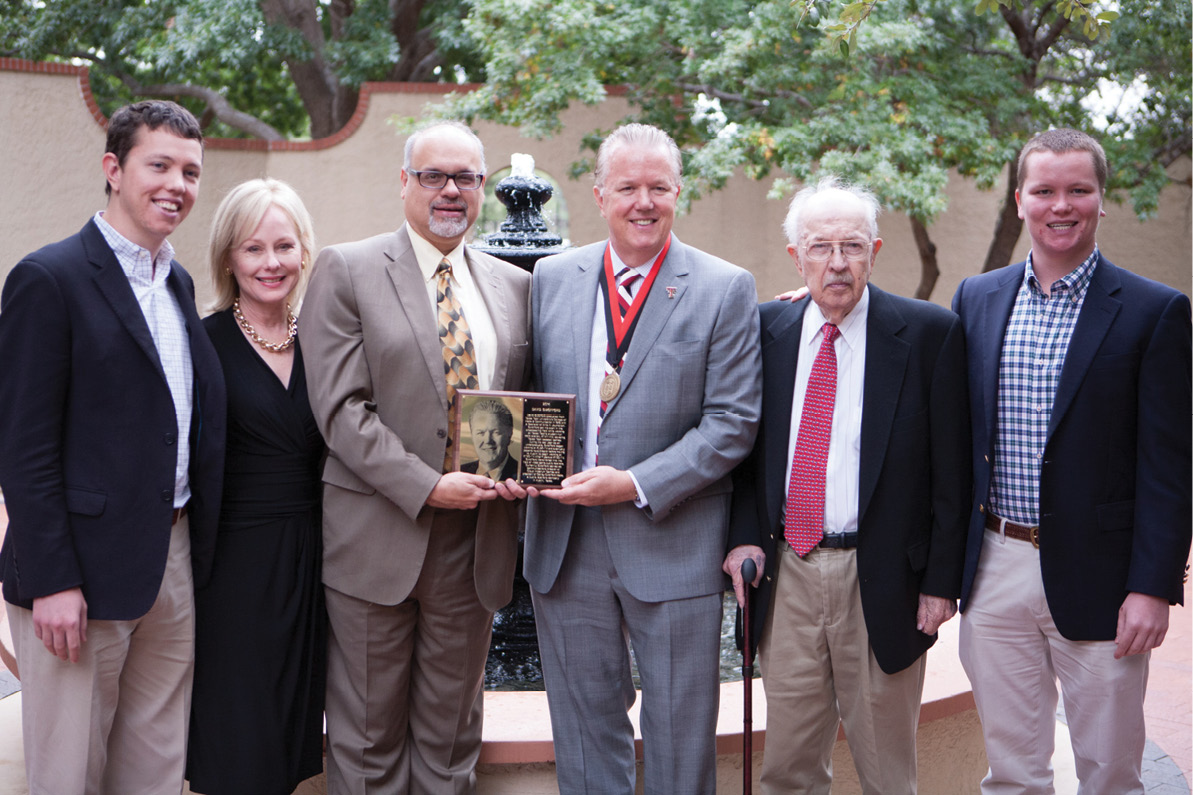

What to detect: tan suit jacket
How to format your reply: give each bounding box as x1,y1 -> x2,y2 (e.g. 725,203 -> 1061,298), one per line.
302,224 -> 532,611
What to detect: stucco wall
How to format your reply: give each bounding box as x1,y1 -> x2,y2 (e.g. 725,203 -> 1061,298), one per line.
1,58 -> 1189,312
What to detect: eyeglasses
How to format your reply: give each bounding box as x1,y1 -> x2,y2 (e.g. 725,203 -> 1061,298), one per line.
408,170 -> 484,190
803,240 -> 871,262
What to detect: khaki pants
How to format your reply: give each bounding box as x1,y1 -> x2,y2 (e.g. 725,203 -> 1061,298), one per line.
760,542 -> 925,795
9,516 -> 195,795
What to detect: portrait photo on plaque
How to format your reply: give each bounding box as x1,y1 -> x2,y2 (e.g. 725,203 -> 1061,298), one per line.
452,389 -> 576,488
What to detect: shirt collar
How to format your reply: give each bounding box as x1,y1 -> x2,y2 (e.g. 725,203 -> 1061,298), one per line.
407,224 -> 468,285
94,211 -> 176,287
1024,246 -> 1099,299
607,237 -> 668,276
802,284 -> 870,351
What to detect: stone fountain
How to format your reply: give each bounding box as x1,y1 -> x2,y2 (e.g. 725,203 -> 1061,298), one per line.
473,154 -> 569,688
473,153 -> 566,273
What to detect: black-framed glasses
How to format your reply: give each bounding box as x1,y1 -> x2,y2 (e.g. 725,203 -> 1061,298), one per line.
408,170 -> 484,190
803,239 -> 870,262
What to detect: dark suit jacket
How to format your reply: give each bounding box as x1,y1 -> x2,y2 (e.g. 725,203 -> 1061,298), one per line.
729,286 -> 970,674
0,220 -> 226,620
952,254 -> 1191,640
461,456 -> 518,481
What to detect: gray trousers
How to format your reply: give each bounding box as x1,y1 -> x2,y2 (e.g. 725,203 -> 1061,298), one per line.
532,506 -> 723,795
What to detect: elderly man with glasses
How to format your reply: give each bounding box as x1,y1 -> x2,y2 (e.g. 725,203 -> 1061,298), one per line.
302,121 -> 532,794
725,175 -> 970,794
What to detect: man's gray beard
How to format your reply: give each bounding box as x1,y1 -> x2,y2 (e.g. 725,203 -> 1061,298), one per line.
429,213 -> 468,240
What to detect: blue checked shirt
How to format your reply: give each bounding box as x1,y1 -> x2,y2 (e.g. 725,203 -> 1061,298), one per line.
989,248 -> 1099,526
94,212 -> 195,508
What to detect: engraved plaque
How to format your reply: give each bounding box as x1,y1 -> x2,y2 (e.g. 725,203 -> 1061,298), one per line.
451,390 -> 576,488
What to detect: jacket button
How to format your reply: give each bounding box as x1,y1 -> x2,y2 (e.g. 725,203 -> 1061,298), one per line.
161,490 -> 172,502
436,429 -> 446,439
164,432 -> 176,445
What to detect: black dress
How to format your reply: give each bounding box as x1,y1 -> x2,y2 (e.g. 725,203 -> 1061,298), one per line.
187,309 -> 327,795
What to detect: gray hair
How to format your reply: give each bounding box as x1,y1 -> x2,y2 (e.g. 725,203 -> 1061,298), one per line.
403,120 -> 487,175
594,123 -> 682,190
782,175 -> 881,245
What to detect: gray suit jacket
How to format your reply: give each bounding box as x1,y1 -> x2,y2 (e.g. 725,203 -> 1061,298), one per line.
524,236 -> 762,603
302,225 -> 532,611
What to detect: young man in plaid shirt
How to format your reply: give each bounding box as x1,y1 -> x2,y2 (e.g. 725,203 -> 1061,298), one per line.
952,128 -> 1191,795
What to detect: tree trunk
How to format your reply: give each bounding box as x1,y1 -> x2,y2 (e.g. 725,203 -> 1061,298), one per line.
260,0 -> 358,139
389,0 -> 442,82
982,157 -> 1023,273
910,217 -> 940,301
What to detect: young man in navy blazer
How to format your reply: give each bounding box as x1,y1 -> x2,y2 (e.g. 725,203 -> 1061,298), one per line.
952,128 -> 1191,794
0,101 -> 225,793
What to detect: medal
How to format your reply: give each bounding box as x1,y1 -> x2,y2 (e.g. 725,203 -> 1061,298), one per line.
600,371 -> 621,402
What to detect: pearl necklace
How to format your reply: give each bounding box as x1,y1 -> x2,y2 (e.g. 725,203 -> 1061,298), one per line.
233,298 -> 297,353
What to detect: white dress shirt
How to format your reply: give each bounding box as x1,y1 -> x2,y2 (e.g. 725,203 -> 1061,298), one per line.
408,226 -> 498,390
785,286 -> 870,536
584,242 -> 658,505
94,212 -> 194,509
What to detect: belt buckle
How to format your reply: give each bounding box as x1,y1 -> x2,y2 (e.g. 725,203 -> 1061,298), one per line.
1029,525 -> 1039,548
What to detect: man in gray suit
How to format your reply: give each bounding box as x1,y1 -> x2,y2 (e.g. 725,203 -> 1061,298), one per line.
519,123 -> 762,794
302,121 -> 531,794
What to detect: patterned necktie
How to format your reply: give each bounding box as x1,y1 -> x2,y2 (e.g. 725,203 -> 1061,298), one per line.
785,323 -> 840,556
436,258 -> 479,471
599,266 -> 642,423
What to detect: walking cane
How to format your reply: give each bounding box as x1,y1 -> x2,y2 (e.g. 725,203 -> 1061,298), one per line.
740,557 -> 758,795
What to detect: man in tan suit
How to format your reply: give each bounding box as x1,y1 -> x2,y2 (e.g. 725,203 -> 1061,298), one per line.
302,121 -> 531,794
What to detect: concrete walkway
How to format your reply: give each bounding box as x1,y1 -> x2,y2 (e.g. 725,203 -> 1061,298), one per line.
0,503 -> 1188,794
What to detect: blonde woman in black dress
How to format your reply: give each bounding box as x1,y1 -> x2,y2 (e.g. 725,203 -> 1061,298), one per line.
187,179 -> 326,795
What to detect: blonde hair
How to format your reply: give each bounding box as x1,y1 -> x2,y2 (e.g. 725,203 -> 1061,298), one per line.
208,178 -> 316,312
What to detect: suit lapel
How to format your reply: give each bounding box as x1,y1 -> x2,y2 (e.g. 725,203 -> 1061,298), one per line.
386,226 -> 448,410
568,247 -> 604,429
1048,255 -> 1120,440
761,300 -> 807,530
612,236 -> 688,402
858,287 -> 909,524
978,266 -> 1022,451
85,222 -> 168,385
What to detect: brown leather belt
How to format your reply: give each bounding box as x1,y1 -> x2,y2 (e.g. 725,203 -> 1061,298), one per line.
985,512 -> 1038,548
171,505 -> 187,526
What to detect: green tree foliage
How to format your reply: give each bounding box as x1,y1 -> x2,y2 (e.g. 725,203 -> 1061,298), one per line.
0,0 -> 485,139
5,0 -> 1185,290
446,0 -> 1190,293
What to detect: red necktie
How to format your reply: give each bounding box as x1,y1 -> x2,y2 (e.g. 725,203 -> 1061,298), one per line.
785,323 -> 839,556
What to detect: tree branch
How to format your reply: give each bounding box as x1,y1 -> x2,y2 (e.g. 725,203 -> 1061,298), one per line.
674,81 -> 812,109
1037,15 -> 1071,55
117,74 -> 284,140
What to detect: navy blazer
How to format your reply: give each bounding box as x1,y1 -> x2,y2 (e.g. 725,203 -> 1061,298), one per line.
952,254 -> 1191,640
729,286 -> 970,674
0,220 -> 225,620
